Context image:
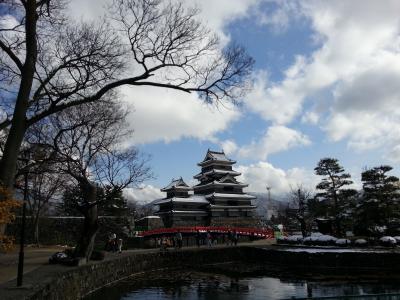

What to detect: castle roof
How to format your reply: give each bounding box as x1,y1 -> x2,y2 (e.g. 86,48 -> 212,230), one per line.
193,169 -> 241,179
198,149 -> 236,166
160,177 -> 191,192
205,192 -> 256,200
153,195 -> 209,205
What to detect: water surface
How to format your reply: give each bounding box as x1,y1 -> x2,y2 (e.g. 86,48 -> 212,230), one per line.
85,270 -> 400,300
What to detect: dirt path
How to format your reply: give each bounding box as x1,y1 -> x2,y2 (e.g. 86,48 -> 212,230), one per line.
0,246 -> 67,284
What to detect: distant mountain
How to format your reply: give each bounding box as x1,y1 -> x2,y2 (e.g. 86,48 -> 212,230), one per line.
249,192 -> 289,220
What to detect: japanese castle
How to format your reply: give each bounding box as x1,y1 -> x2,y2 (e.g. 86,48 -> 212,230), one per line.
154,150 -> 257,227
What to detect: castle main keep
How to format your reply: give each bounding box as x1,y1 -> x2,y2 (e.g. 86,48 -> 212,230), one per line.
154,150 -> 257,227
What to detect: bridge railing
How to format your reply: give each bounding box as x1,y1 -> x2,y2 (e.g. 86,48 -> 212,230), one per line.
138,226 -> 274,239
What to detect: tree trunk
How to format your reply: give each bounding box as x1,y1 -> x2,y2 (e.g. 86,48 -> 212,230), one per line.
33,215 -> 40,247
332,191 -> 341,237
74,182 -> 99,262
298,217 -> 307,238
335,217 -> 341,237
0,0 -> 38,190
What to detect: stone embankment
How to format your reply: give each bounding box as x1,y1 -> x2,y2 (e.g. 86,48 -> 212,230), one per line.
1,245 -> 400,300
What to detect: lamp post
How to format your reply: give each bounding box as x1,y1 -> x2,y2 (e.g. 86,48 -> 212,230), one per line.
17,160 -> 29,287
266,186 -> 271,202
130,210 -> 136,237
16,143 -> 45,286
265,186 -> 273,224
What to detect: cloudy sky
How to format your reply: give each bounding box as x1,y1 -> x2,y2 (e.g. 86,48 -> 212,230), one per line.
68,0 -> 400,202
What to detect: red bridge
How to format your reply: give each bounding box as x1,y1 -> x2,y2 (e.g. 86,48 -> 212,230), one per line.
138,226 -> 274,239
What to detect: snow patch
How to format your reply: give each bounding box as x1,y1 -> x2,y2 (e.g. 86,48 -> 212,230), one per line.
380,236 -> 397,245
335,239 -> 351,246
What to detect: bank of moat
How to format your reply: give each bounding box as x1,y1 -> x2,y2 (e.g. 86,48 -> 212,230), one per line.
153,150 -> 257,227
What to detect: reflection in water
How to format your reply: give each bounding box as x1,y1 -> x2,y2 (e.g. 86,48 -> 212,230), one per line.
85,270 -> 400,300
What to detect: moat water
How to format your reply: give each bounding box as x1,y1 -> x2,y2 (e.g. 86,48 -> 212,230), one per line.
85,270 -> 400,300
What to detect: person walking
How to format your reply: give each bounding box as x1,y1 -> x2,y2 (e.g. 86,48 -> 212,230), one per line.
161,236 -> 168,252
212,232 -> 218,246
176,231 -> 183,249
117,238 -> 123,253
227,230 -> 233,246
206,231 -> 212,247
233,230 -> 238,246
196,230 -> 201,247
110,232 -> 117,252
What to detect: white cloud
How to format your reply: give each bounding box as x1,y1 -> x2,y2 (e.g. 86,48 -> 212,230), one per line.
193,0 -> 263,44
301,110 -> 319,125
219,139 -> 238,156
237,125 -> 310,160
255,0 -> 303,33
122,86 -> 240,144
244,70 -> 305,124
324,60 -> 400,155
237,161 -> 318,197
245,0 -> 400,161
0,14 -> 18,29
123,184 -> 163,204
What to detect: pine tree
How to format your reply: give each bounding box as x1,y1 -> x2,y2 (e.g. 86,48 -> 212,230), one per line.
356,165 -> 400,235
58,185 -> 128,217
314,158 -> 355,236
57,186 -> 82,216
98,186 -> 128,217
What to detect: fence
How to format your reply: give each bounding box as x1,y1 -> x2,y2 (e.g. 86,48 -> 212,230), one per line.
138,226 -> 274,239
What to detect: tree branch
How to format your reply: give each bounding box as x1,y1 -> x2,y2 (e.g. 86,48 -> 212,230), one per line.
0,39 -> 23,71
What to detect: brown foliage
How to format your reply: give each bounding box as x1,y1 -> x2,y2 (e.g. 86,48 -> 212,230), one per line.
0,186 -> 21,252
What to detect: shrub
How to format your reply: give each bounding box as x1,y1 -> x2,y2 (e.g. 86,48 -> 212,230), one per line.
335,239 -> 351,247
354,239 -> 368,247
303,233 -> 337,246
379,236 -> 397,247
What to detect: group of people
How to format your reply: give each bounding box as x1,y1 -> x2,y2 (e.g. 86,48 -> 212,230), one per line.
105,232 -> 123,253
157,231 -> 183,251
196,230 -> 238,247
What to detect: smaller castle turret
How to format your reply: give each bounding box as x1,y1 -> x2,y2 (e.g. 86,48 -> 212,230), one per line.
154,177 -> 208,227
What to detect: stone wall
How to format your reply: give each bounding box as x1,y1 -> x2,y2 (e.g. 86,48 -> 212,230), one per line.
254,247 -> 400,272
3,246 -> 400,300
29,247 -> 247,300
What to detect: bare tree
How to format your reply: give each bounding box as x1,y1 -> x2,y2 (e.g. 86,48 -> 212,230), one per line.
288,185 -> 314,237
25,171 -> 65,246
45,100 -> 151,260
0,0 -> 253,191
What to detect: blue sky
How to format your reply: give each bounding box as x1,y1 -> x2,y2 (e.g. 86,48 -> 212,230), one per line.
124,0 -> 400,203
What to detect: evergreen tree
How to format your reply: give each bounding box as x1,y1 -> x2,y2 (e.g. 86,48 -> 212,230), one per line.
314,158 -> 355,236
58,186 -> 82,216
97,186 -> 128,216
356,165 -> 400,235
58,185 -> 128,217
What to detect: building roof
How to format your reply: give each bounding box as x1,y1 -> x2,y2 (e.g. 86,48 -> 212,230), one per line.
153,195 -> 209,205
194,169 -> 241,179
135,216 -> 161,222
198,149 -> 236,166
205,192 -> 256,200
161,177 -> 191,192
209,204 -> 256,210
218,174 -> 239,184
193,181 -> 248,189
155,210 -> 208,216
